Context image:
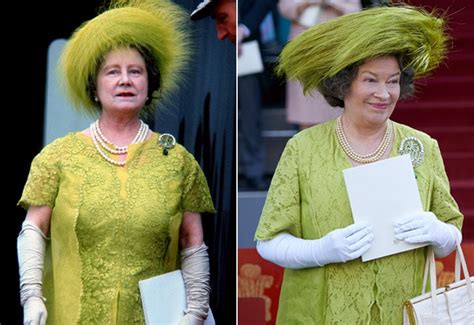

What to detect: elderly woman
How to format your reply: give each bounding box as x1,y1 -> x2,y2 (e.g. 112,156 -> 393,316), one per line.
255,6 -> 463,324
17,1 -> 214,324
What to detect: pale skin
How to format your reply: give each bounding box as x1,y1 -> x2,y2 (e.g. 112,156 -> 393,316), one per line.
26,47 -> 203,249
341,55 -> 401,165
214,0 -> 236,43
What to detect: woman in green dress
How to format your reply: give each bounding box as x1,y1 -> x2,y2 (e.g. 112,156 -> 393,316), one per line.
17,1 -> 215,324
255,6 -> 463,324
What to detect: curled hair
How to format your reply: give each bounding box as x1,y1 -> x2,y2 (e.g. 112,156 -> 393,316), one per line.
319,55 -> 415,108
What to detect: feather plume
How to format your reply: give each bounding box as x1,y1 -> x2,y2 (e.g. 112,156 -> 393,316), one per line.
278,6 -> 448,94
60,0 -> 190,115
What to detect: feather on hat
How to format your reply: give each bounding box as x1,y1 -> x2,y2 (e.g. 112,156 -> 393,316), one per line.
277,6 -> 449,94
60,0 -> 190,115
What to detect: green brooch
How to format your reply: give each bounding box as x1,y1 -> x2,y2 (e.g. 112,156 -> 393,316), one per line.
158,133 -> 176,156
399,136 -> 424,167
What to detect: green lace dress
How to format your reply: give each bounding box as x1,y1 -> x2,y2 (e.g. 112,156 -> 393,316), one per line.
255,119 -> 463,324
19,132 -> 215,324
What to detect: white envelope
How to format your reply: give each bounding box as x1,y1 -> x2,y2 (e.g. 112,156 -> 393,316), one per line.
343,154 -> 427,261
139,270 -> 215,325
238,40 -> 264,77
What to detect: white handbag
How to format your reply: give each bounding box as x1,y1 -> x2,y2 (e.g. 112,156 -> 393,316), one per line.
403,244 -> 474,324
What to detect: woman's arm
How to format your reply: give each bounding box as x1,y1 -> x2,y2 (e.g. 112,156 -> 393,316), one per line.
18,205 -> 52,325
180,211 -> 204,248
179,212 -> 210,325
25,205 -> 52,236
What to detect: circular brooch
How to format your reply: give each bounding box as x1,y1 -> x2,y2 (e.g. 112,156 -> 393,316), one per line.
158,133 -> 176,156
399,136 -> 424,167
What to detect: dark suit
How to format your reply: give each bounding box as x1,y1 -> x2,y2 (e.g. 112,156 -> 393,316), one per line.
238,0 -> 275,188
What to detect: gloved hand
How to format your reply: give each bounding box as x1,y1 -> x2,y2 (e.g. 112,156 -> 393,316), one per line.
17,221 -> 48,325
393,211 -> 460,257
314,222 -> 374,266
23,296 -> 47,325
178,313 -> 202,325
180,243 -> 210,324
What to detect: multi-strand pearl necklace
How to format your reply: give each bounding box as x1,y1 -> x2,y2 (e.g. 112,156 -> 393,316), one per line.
90,119 -> 149,166
335,116 -> 393,164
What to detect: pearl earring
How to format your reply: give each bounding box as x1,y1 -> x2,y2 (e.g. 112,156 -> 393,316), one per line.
94,96 -> 99,102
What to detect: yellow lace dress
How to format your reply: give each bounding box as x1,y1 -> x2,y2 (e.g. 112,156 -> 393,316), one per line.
19,132 -> 215,324
255,119 -> 463,324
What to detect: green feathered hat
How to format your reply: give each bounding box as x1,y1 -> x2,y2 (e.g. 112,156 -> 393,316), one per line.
60,0 -> 190,115
277,6 -> 449,94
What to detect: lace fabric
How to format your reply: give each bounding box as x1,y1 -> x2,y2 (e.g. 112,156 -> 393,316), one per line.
255,119 -> 463,324
19,132 -> 215,324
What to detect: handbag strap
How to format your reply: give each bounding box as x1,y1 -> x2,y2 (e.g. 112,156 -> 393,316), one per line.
453,244 -> 474,301
421,244 -> 474,311
421,247 -> 439,314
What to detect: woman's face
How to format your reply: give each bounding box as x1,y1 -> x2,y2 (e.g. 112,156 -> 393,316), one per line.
343,56 -> 401,127
96,47 -> 148,114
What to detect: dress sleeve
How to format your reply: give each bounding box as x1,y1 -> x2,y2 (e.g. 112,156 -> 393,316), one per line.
429,139 -> 463,230
181,151 -> 215,214
18,144 -> 60,210
255,137 -> 301,240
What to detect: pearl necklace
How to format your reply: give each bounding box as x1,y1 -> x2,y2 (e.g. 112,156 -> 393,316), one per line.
335,116 -> 393,164
90,120 -> 149,166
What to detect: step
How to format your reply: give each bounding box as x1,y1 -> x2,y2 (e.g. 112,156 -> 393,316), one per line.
408,79 -> 474,102
392,104 -> 474,128
444,152 -> 474,181
451,180 -> 474,211
238,191 -> 267,248
263,134 -> 290,174
261,107 -> 295,131
461,209 -> 474,241
417,127 -> 474,153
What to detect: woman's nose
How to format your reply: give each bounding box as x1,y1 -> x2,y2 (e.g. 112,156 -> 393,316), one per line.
374,85 -> 390,99
119,73 -> 131,85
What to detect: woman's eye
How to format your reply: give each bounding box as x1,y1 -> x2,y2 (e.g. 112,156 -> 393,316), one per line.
364,78 -> 376,83
388,79 -> 400,84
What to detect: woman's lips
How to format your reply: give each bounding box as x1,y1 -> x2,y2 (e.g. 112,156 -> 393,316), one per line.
370,103 -> 389,109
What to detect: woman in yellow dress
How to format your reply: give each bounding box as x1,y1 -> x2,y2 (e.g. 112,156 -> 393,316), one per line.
17,1 -> 214,324
255,6 -> 463,324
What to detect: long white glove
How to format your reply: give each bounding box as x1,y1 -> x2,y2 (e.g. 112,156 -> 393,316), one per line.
393,211 -> 462,257
257,222 -> 374,269
17,221 -> 48,325
179,243 -> 210,325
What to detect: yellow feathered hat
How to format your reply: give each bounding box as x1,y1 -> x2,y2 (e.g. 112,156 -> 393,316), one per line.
60,0 -> 190,115
278,6 -> 449,94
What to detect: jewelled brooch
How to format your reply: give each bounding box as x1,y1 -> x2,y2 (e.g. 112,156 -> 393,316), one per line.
399,136 -> 424,167
158,133 -> 176,156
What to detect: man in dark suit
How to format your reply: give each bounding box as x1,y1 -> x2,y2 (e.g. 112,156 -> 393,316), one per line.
191,0 -> 236,44
191,0 -> 275,191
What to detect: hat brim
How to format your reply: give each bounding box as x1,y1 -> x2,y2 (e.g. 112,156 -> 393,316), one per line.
190,1 -> 216,20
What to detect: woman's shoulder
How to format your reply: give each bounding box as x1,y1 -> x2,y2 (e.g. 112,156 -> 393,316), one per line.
150,132 -> 196,162
37,133 -> 84,157
291,119 -> 336,145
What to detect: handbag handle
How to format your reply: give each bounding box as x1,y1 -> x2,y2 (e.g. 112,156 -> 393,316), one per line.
421,244 -> 474,313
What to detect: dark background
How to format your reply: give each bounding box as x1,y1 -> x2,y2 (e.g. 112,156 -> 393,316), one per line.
3,1 -> 235,324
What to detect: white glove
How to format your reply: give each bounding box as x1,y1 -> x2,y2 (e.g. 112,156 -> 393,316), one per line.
393,211 -> 461,257
257,222 -> 374,268
23,297 -> 47,325
179,313 -> 202,325
307,221 -> 374,265
17,221 -> 48,325
180,243 -> 210,324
